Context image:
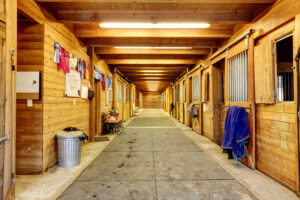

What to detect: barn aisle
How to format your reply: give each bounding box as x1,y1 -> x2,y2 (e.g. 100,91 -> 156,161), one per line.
58,109 -> 255,200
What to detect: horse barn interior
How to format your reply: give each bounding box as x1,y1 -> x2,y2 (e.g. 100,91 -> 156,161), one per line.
1,0 -> 300,199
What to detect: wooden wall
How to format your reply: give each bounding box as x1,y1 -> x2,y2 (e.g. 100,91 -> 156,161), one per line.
2,0 -> 17,198
42,24 -> 90,172
16,24 -> 44,174
94,54 -> 112,114
255,20 -> 297,191
202,66 -> 213,140
93,53 -> 112,136
18,0 -> 90,173
143,92 -> 162,108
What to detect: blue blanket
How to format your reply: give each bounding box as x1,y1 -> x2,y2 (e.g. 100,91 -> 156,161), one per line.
222,106 -> 249,162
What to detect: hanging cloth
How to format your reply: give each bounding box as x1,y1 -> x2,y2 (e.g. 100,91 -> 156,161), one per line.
86,62 -> 91,80
72,56 -> 78,69
94,66 -> 102,81
77,58 -> 81,72
107,76 -> 112,88
101,73 -> 106,91
221,106 -> 249,164
63,49 -> 70,73
54,42 -> 60,64
83,60 -> 86,78
58,47 -> 64,71
79,60 -> 84,78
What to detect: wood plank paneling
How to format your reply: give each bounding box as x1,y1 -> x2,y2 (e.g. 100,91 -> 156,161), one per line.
16,24 -> 44,174
41,15 -> 90,171
143,92 -> 162,108
256,103 -> 297,191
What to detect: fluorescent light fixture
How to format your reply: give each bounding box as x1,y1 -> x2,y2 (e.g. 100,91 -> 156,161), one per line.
114,47 -> 192,50
100,23 -> 210,29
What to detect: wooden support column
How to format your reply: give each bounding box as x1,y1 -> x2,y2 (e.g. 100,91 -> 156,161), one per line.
88,46 -> 95,142
295,14 -> 300,194
112,67 -> 118,107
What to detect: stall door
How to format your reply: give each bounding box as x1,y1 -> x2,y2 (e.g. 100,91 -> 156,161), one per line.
0,21 -> 14,199
192,75 -> 201,134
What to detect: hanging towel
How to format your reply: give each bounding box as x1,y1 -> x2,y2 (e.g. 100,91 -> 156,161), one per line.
101,74 -> 106,91
107,76 -> 112,88
54,42 -> 60,64
94,66 -> 102,81
221,106 -> 249,163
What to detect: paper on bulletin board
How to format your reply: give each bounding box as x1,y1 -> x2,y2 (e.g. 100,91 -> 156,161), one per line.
65,69 -> 81,97
81,84 -> 89,99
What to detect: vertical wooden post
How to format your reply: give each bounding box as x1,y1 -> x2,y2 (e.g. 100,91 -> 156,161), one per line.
248,35 -> 256,169
295,14 -> 300,194
112,67 -> 117,107
88,46 -> 95,142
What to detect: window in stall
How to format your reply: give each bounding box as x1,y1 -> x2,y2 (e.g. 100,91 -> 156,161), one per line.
203,72 -> 210,102
275,34 -> 294,102
228,51 -> 248,102
193,76 -> 200,102
117,83 -> 122,102
124,86 -> 127,102
179,84 -> 183,103
173,87 -> 176,103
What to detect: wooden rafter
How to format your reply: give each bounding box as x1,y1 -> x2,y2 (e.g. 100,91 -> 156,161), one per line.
57,10 -> 254,24
99,54 -> 203,59
95,48 -> 210,55
75,27 -> 233,38
36,0 -> 276,3
84,37 -> 219,47
106,59 -> 198,64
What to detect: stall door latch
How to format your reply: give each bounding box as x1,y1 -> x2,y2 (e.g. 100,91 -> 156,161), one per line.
0,132 -> 9,143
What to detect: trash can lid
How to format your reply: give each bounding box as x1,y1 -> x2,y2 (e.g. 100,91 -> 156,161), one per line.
56,130 -> 83,139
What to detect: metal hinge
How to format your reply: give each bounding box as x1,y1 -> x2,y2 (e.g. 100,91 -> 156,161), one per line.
0,132 -> 9,143
298,111 -> 300,119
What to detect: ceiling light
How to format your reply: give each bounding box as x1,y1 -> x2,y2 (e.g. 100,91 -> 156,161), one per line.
100,23 -> 210,29
114,47 -> 192,49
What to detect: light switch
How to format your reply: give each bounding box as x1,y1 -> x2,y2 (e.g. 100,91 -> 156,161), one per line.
27,99 -> 33,107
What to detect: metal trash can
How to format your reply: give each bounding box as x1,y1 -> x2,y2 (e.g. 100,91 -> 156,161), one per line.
56,130 -> 84,168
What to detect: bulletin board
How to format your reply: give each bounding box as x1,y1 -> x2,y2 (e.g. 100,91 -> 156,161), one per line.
16,71 -> 41,100
65,69 -> 81,97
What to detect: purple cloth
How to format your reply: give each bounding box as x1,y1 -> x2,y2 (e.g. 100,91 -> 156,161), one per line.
221,106 -> 249,161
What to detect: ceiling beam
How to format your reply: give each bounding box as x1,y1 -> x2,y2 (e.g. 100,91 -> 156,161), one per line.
106,59 -> 198,64
133,78 -> 174,81
84,37 -> 218,47
100,54 -> 202,59
127,74 -> 177,77
95,48 -> 210,55
111,64 -> 192,68
57,10 -> 254,24
75,27 -> 233,38
37,0 -> 276,3
123,72 -> 179,74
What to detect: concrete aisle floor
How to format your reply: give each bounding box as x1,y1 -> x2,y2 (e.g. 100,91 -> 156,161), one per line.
58,109 -> 255,200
